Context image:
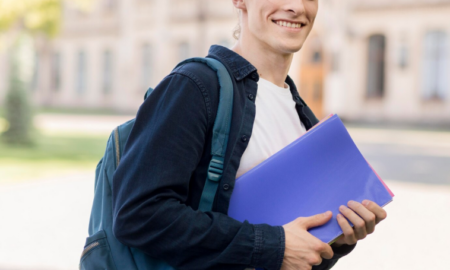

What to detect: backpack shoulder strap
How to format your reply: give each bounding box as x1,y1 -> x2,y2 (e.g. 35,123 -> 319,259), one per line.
144,87 -> 154,100
175,57 -> 234,212
113,119 -> 137,169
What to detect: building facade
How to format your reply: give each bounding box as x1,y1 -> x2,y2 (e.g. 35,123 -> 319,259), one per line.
311,0 -> 450,124
0,0 -> 449,124
0,0 -> 240,113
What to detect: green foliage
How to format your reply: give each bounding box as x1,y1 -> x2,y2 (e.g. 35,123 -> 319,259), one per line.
0,132 -> 107,183
0,0 -> 62,36
0,0 -> 95,145
2,33 -> 35,145
0,0 -> 94,36
2,78 -> 34,145
0,133 -> 106,162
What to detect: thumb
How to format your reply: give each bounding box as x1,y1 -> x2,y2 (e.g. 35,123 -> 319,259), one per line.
300,211 -> 332,230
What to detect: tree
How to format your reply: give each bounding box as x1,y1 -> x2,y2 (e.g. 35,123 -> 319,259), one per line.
2,33 -> 35,144
0,0 -> 93,145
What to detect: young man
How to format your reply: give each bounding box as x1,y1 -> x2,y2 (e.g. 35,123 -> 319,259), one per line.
112,1 -> 387,269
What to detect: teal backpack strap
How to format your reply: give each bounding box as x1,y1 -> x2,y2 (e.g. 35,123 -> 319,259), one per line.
175,57 -> 234,212
114,88 -> 154,168
144,87 -> 154,100
113,87 -> 155,168
113,127 -> 121,168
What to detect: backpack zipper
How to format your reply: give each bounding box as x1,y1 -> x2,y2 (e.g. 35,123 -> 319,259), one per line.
80,241 -> 99,259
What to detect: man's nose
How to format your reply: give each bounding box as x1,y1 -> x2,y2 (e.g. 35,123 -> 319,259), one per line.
277,0 -> 307,16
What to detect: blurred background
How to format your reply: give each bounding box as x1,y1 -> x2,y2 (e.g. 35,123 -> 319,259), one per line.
0,0 -> 449,269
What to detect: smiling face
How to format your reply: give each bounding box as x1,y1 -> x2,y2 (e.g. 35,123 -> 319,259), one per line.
234,0 -> 319,55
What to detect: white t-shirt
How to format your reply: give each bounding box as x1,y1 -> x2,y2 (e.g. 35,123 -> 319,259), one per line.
236,77 -> 307,179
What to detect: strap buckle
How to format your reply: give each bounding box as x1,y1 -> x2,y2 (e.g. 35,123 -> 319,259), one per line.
207,156 -> 224,182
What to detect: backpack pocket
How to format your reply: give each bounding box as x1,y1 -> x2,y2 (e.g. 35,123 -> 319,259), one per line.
79,230 -> 117,270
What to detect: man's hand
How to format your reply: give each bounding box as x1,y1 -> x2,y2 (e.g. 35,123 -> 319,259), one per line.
281,211 -> 334,270
332,200 -> 387,247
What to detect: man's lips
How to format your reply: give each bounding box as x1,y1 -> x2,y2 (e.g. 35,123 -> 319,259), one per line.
272,19 -> 306,29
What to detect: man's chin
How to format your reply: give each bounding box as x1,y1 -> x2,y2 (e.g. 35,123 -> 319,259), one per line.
277,43 -> 304,55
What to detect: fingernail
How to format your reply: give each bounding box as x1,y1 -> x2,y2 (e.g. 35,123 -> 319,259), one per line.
348,200 -> 357,207
362,200 -> 369,206
339,205 -> 345,211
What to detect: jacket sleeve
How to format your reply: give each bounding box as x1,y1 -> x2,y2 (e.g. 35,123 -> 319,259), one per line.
313,243 -> 356,270
112,72 -> 284,270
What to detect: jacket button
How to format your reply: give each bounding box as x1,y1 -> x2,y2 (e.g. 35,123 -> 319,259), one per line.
223,184 -> 230,191
251,73 -> 258,80
248,94 -> 255,100
241,135 -> 248,142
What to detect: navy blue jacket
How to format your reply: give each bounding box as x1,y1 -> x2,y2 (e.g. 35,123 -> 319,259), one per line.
112,45 -> 355,270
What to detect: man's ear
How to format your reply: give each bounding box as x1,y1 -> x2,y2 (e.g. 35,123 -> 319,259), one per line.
232,0 -> 247,11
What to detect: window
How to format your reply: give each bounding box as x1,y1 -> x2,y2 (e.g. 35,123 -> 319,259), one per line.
76,50 -> 87,95
366,34 -> 386,98
141,44 -> 152,89
308,36 -> 323,64
312,51 -> 322,63
103,50 -> 113,94
422,31 -> 448,100
51,52 -> 61,91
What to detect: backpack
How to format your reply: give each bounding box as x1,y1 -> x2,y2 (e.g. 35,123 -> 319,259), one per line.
79,57 -> 234,270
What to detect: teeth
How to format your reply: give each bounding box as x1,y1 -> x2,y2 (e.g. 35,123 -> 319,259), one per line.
275,20 -> 302,29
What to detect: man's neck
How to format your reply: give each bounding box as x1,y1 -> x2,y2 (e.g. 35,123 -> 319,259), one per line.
231,33 -> 293,88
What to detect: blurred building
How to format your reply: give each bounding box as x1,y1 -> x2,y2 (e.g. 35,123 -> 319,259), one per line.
0,0 -> 238,113
0,0 -> 449,125
302,0 -> 450,124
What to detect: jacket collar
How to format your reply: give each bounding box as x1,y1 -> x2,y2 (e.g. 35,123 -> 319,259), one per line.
207,45 -> 257,81
285,75 -> 304,105
207,45 -> 303,104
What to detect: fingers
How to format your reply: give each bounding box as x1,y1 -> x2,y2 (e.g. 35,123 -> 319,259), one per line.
362,200 -> 387,224
307,253 -> 323,266
310,255 -> 322,267
318,241 -> 333,260
296,211 -> 333,260
299,211 -> 333,230
339,204 -> 367,240
337,200 -> 388,245
282,215 -> 335,270
347,200 -> 376,234
308,239 -> 333,265
336,213 -> 357,245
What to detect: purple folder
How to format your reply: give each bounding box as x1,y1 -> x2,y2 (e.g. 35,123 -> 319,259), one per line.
228,114 -> 393,244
